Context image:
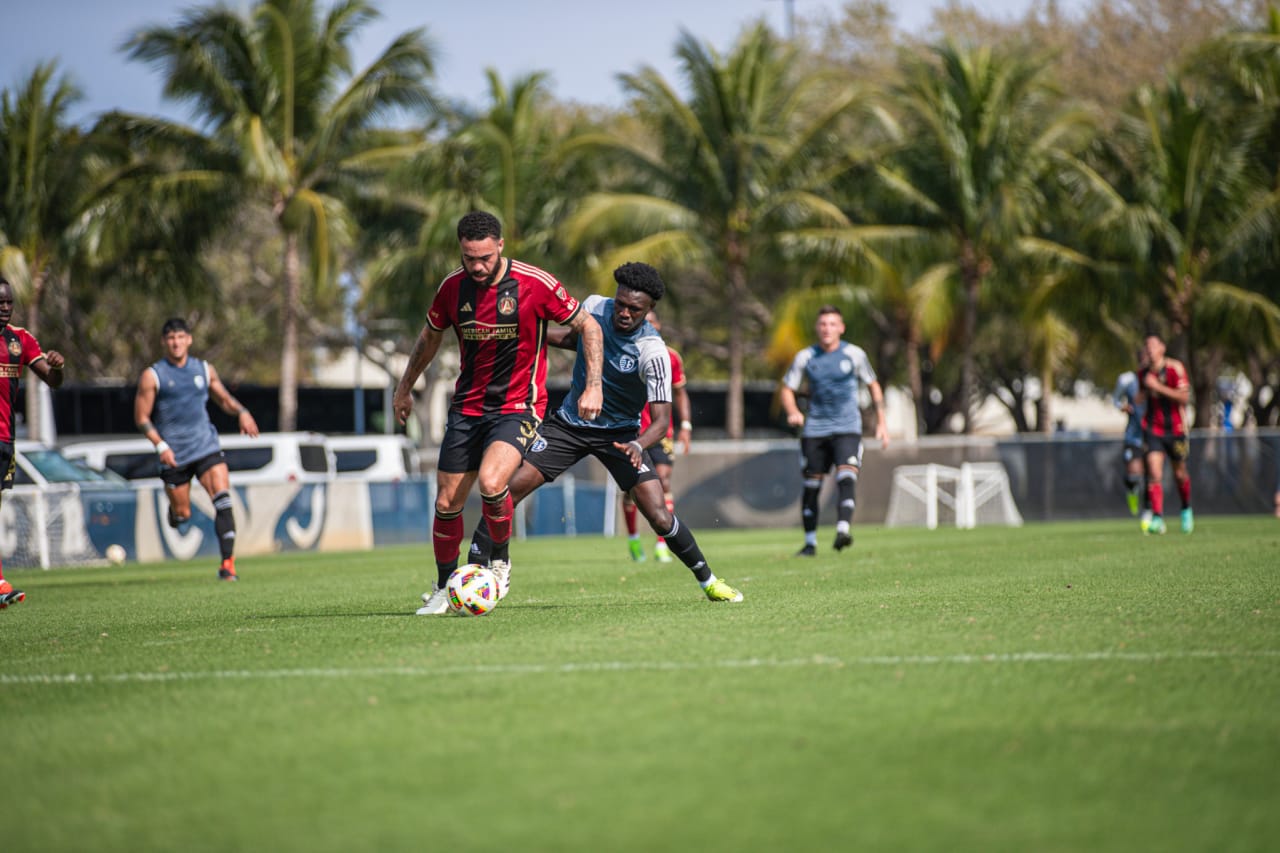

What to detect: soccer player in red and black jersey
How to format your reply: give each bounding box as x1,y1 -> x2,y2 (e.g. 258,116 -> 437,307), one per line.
1139,333 -> 1193,534
392,211 -> 604,614
622,310 -> 692,563
0,276 -> 66,608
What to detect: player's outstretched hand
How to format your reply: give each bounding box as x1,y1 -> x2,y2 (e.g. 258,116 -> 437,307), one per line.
239,410 -> 260,437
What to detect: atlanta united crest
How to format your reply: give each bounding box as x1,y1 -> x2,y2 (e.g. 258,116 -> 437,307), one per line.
8,339 -> 21,357
498,296 -> 516,315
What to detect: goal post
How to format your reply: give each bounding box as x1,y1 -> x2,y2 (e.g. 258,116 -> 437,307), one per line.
885,462 -> 1023,529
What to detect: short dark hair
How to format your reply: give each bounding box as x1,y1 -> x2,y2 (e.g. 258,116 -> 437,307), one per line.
613,262 -> 665,303
817,304 -> 843,320
457,211 -> 502,242
162,317 -> 191,335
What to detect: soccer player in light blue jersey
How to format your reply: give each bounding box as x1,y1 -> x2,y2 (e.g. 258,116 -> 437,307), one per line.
779,305 -> 888,557
135,318 -> 259,580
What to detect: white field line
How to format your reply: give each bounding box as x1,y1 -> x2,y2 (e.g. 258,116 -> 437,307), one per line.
2,649 -> 1278,686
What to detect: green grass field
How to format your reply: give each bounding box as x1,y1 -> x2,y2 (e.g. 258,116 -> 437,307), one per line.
3,518 -> 1279,852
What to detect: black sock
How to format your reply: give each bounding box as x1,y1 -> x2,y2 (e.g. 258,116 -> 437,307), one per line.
801,479 -> 821,534
836,472 -> 857,526
660,516 -> 712,584
212,490 -> 235,561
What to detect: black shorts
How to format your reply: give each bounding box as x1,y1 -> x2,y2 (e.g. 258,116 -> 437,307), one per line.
437,410 -> 540,474
524,414 -> 660,492
800,433 -> 864,477
648,436 -> 675,468
0,442 -> 15,491
160,450 -> 227,487
1147,433 -> 1190,463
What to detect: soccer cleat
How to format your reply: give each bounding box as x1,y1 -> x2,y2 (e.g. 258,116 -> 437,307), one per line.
1139,510 -> 1152,533
1181,508 -> 1194,534
489,559 -> 511,600
1147,515 -> 1166,535
416,585 -> 451,615
1126,492 -> 1140,517
218,558 -> 238,581
0,581 -> 25,609
795,544 -> 816,557
704,579 -> 744,603
628,539 -> 646,562
653,541 -> 673,563
833,531 -> 853,551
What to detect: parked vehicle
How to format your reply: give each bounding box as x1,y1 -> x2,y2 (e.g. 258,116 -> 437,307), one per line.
60,432 -> 336,484
326,434 -> 422,482
7,441 -> 138,566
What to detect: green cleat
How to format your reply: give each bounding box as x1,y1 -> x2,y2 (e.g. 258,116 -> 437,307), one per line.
1126,492 -> 1140,517
704,579 -> 744,603
628,539 -> 646,562
653,541 -> 673,563
1139,510 -> 1152,533
1181,508 -> 1194,534
1147,515 -> 1166,535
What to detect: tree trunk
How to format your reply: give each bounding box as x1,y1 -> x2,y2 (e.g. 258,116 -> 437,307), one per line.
724,234 -> 749,439
24,268 -> 48,441
280,232 -> 301,432
959,243 -> 982,435
907,330 -> 925,438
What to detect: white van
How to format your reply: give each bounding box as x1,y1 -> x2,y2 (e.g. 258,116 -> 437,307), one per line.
326,434 -> 422,482
60,432 -> 335,484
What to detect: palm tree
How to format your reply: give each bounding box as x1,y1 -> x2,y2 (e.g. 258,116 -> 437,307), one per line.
122,0 -> 437,430
559,24 -> 859,438
0,62 -> 86,440
871,40 -> 1096,433
1090,76 -> 1280,425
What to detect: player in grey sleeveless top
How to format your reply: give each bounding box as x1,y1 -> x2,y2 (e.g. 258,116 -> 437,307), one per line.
134,318 -> 260,580
779,305 -> 889,557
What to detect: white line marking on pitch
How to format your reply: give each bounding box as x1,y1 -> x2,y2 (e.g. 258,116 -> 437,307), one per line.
2,649 -> 1277,686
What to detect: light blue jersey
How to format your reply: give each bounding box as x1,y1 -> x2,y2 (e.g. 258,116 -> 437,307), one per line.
782,342 -> 877,438
149,357 -> 222,466
1113,370 -> 1145,448
557,295 -> 672,430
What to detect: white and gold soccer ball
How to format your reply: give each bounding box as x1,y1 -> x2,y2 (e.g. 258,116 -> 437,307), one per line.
105,544 -> 127,566
446,564 -> 501,616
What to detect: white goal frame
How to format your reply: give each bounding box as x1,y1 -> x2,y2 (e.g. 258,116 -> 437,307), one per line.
884,462 -> 1023,529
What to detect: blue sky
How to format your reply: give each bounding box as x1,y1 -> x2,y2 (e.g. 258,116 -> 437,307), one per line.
3,0 -> 1050,125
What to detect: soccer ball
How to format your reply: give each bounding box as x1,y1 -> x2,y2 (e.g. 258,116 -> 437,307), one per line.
446,565 -> 501,617
105,544 -> 127,566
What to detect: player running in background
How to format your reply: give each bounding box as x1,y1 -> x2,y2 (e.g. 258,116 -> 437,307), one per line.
622,309 -> 691,563
1112,348 -> 1148,523
468,262 -> 743,603
393,211 -> 604,615
0,276 -> 65,608
135,317 -> 260,580
779,305 -> 888,557
1139,332 -> 1193,534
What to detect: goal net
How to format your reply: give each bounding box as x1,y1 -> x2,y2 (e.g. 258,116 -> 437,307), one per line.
884,462 -> 1023,529
0,486 -> 109,569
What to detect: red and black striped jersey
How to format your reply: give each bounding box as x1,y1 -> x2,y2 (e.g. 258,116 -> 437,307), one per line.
1141,360 -> 1189,437
0,325 -> 46,443
427,259 -> 581,419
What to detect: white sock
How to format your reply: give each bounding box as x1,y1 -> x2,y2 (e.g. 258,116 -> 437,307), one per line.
836,521 -> 850,535
699,574 -> 719,589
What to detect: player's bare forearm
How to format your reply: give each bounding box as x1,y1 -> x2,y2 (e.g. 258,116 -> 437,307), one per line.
636,402 -> 672,451
393,325 -> 442,423
32,351 -> 65,388
548,324 -> 579,350
779,385 -> 804,427
572,314 -> 604,420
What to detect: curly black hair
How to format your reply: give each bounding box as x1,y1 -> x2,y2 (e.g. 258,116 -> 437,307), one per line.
457,211 -> 502,242
613,262 -> 665,303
